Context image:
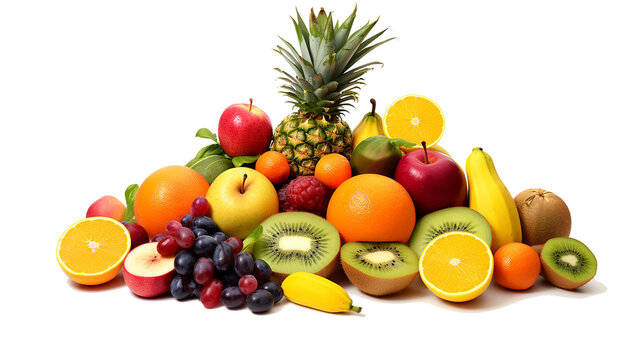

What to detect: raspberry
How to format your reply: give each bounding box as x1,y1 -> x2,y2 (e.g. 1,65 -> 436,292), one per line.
282,176 -> 329,216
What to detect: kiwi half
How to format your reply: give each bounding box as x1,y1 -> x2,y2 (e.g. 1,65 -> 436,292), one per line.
409,207 -> 492,257
341,242 -> 418,296
540,237 -> 597,290
252,212 -> 340,281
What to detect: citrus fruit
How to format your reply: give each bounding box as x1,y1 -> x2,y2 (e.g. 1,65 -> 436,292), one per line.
493,242 -> 541,290
56,217 -> 131,285
134,165 -> 210,237
255,150 -> 291,185
419,231 -> 494,302
326,174 -> 416,243
314,153 -> 352,190
383,95 -> 445,147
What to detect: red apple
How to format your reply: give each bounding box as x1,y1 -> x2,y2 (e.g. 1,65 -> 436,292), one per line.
123,242 -> 175,298
394,144 -> 467,217
218,99 -> 272,157
86,195 -> 126,221
122,222 -> 149,249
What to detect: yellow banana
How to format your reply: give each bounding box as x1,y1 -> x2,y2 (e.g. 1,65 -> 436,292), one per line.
352,98 -> 385,150
281,272 -> 362,313
466,147 -> 522,252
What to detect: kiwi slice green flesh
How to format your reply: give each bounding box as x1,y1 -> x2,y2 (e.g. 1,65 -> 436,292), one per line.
409,207 -> 492,257
252,212 -> 340,279
541,237 -> 597,290
341,242 -> 418,296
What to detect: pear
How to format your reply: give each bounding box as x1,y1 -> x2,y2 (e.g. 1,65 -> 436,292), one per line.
352,99 -> 385,150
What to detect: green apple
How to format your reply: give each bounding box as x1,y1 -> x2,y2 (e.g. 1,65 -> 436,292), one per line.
206,167 -> 279,238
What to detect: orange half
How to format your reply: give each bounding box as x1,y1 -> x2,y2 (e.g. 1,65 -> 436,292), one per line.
56,217 -> 131,285
419,231 -> 493,302
383,95 -> 445,147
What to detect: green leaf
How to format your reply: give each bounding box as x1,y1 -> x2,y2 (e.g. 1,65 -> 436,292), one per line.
188,155 -> 234,184
390,138 -> 416,148
232,155 -> 261,167
242,225 -> 263,254
195,128 -> 219,143
186,144 -> 224,167
123,184 -> 139,223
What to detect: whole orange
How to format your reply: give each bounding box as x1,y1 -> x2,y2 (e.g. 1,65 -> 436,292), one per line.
134,165 -> 210,237
326,174 -> 416,243
493,242 -> 541,290
255,151 -> 290,185
314,153 -> 352,190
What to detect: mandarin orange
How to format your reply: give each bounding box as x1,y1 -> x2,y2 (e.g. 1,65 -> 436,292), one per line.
493,242 -> 541,290
314,154 -> 352,190
255,150 -> 291,185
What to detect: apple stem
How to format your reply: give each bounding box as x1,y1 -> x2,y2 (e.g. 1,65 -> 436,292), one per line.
422,141 -> 430,164
370,98 -> 376,116
241,174 -> 248,194
248,98 -> 253,112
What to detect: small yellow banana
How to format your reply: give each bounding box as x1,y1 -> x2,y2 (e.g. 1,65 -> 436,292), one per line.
466,147 -> 522,252
352,98 -> 385,150
282,272 -> 362,313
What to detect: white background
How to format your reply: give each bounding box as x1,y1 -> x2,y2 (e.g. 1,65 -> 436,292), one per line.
1,0 -> 641,358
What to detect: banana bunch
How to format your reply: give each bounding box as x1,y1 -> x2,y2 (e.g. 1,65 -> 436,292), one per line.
352,98 -> 385,150
466,147 -> 522,252
282,272 -> 362,313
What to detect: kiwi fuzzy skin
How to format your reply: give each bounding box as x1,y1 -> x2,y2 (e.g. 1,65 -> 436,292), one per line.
270,254 -> 339,283
340,258 -> 417,296
514,189 -> 572,246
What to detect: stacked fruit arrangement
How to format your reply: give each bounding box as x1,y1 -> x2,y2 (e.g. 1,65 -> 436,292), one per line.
56,7 -> 598,314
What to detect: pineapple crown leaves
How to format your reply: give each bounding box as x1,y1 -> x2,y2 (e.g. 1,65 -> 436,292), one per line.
274,6 -> 394,118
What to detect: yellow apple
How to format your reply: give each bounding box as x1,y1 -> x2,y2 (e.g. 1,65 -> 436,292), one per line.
206,167 -> 278,238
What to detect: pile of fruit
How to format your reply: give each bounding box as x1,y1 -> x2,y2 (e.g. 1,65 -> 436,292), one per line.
56,7 -> 597,314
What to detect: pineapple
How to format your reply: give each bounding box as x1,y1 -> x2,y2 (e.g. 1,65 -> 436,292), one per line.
272,7 -> 392,175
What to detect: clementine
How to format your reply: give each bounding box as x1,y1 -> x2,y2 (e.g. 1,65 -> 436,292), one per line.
326,174 -> 415,243
493,242 -> 541,290
134,165 -> 210,237
314,153 -> 352,190
255,150 -> 290,185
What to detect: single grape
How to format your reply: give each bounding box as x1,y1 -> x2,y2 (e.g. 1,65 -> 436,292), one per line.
157,236 -> 180,257
234,252 -> 255,277
174,250 -> 196,276
180,214 -> 194,228
151,233 -> 169,242
193,216 -> 217,235
212,231 -> 228,245
226,237 -> 243,255
176,227 -> 196,249
246,289 -> 274,314
170,275 -> 193,300
191,196 -> 210,217
253,259 -> 272,281
221,286 -> 245,309
192,227 -> 209,238
193,235 -> 217,257
193,257 -> 215,285
260,281 -> 283,303
238,274 -> 258,295
166,220 -> 182,236
213,242 -> 234,271
200,279 -> 223,309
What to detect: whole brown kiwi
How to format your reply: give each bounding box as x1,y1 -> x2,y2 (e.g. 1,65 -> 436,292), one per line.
514,189 -> 572,246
